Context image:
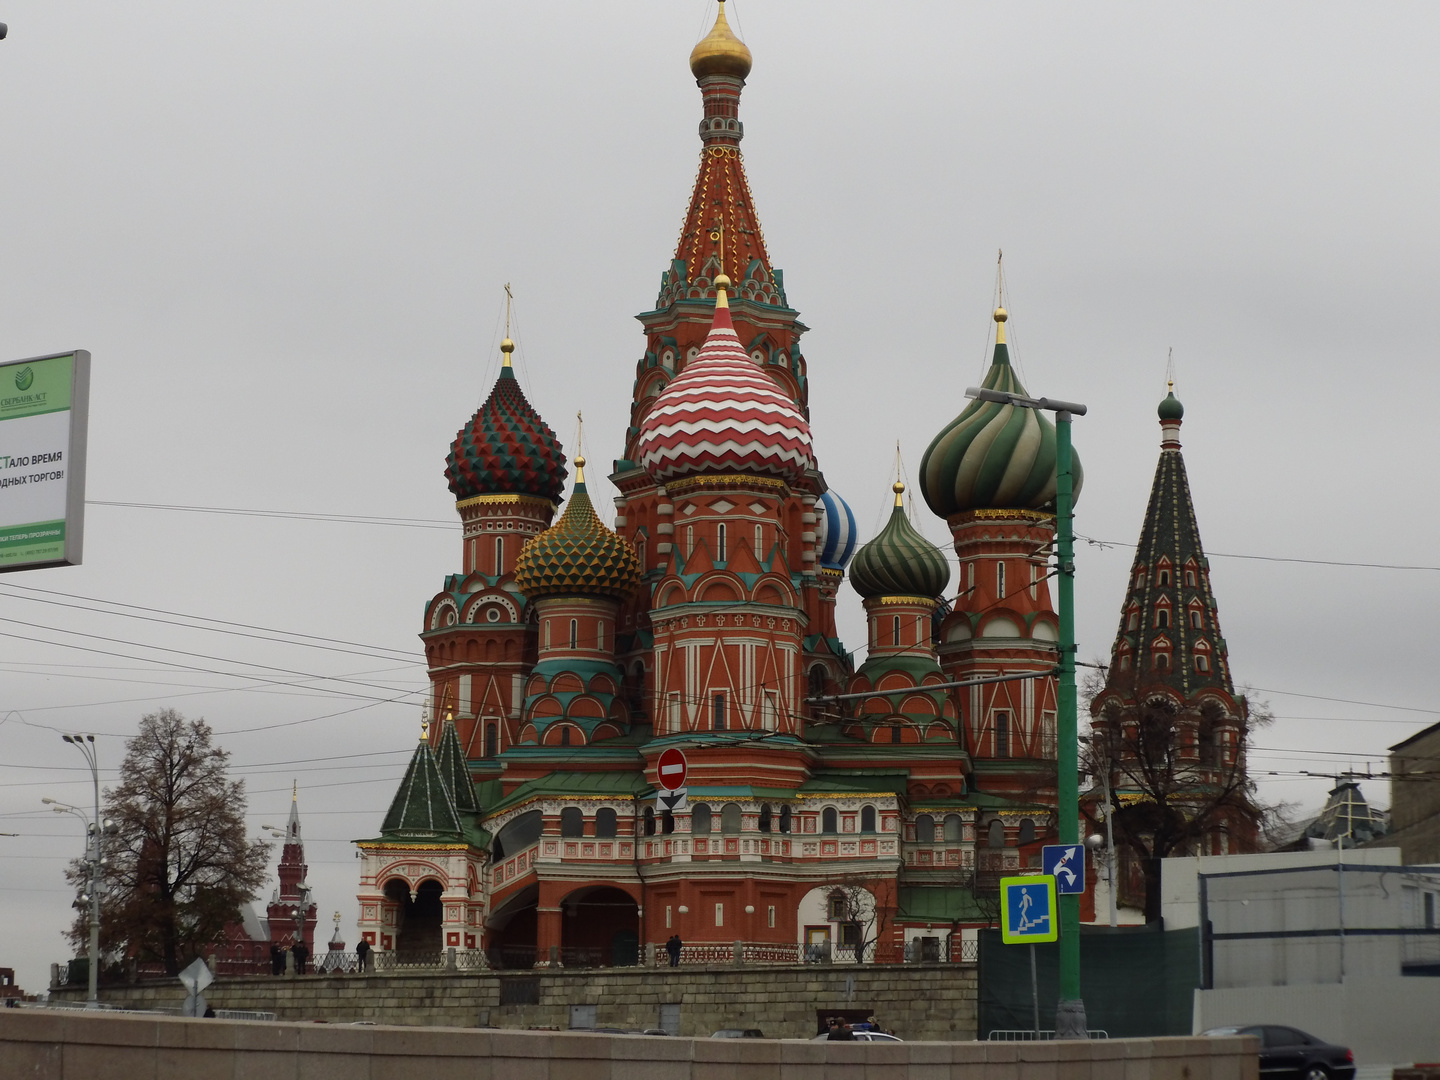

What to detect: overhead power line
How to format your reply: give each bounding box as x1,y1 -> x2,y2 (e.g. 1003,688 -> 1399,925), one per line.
1076,533 -> 1438,573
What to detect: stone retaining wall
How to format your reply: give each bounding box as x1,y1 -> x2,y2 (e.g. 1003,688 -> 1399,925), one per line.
52,964 -> 977,1040
0,1009 -> 1260,1080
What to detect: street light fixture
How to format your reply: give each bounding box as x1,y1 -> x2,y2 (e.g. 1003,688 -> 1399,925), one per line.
44,788 -> 118,1003
964,384 -> 1089,1037
291,880 -> 312,973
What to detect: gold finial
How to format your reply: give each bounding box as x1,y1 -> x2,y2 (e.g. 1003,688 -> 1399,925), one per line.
714,272 -> 731,309
690,0 -> 753,81
292,780 -> 297,801
501,284 -> 515,367
574,412 -> 586,483
575,455 -> 586,483
994,306 -> 1008,345
892,480 -> 906,507
420,705 -> 430,743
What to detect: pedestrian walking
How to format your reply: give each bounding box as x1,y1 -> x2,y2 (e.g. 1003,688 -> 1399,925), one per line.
665,934 -> 682,967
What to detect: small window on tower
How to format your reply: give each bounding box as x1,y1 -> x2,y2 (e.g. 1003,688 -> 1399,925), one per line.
717,523 -> 727,562
495,536 -> 504,575
597,621 -> 605,651
1190,610 -> 1203,629
687,526 -> 694,557
755,524 -> 764,559
1127,610 -> 1139,631
1155,609 -> 1169,628
1195,655 -> 1210,673
1154,652 -> 1170,670
891,724 -> 902,744
713,693 -> 727,731
485,724 -> 498,758
997,561 -> 1007,599
994,712 -> 1010,757
1120,655 -> 1132,671
560,726 -> 571,747
892,615 -> 901,646
1185,570 -> 1196,587
1158,569 -> 1171,586
569,619 -> 579,650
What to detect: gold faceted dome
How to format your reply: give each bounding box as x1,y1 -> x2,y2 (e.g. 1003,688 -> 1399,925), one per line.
690,1 -> 752,81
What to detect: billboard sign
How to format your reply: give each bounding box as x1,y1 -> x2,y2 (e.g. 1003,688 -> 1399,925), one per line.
0,350 -> 91,572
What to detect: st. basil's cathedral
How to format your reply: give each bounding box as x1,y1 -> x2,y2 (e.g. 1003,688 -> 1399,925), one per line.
353,2 -> 1255,964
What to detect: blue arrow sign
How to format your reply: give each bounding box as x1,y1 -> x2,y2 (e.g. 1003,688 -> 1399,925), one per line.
999,875 -> 1058,944
1041,844 -> 1086,895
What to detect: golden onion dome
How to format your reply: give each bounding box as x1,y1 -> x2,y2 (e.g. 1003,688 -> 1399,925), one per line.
513,460 -> 641,602
690,0 -> 752,81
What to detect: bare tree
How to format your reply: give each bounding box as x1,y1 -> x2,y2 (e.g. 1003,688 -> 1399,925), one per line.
826,874 -> 896,962
67,709 -> 271,974
1084,671 -> 1275,922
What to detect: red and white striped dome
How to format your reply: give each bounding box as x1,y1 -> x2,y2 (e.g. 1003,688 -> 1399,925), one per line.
636,287 -> 814,486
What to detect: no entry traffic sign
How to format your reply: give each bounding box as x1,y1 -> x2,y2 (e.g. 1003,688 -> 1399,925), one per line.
657,748 -> 688,791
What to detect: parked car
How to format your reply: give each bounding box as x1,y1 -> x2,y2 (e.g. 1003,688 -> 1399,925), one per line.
811,1030 -> 903,1043
710,1028 -> 765,1038
1201,1025 -> 1355,1080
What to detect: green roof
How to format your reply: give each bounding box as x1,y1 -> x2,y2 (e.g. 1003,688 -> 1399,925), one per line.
379,739 -> 462,838
799,772 -> 909,797
897,886 -> 989,923
435,720 -> 480,814
486,770 -> 650,816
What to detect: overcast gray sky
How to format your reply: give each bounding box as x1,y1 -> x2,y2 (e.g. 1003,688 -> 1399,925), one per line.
2,1 -> 1437,994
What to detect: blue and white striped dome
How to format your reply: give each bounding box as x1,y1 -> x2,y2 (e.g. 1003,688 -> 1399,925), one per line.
816,488 -> 859,572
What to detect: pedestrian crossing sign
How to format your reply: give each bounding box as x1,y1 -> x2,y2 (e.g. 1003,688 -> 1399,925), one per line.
999,875 -> 1059,944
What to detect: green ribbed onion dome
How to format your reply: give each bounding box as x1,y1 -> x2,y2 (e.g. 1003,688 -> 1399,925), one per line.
514,460 -> 640,601
1158,388 -> 1184,420
849,483 -> 952,600
919,308 -> 1083,518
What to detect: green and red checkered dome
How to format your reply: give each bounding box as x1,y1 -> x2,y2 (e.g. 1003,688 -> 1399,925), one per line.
446,359 -> 567,503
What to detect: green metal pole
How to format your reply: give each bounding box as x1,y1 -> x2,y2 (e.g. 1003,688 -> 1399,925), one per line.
1054,411 -> 1086,1037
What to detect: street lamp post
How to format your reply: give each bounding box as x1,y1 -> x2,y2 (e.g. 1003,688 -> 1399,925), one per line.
965,385 -> 1088,1037
46,733 -> 116,1006
291,880 -> 311,974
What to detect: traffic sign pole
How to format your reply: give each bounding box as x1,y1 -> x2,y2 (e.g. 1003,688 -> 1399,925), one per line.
1055,409 -> 1086,1038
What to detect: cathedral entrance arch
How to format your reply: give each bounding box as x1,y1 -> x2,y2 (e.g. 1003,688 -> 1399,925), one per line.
382,877 -> 444,958
560,886 -> 640,968
486,883 -> 539,969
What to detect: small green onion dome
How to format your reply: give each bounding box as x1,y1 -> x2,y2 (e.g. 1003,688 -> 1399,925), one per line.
1158,387 -> 1184,421
849,483 -> 952,600
919,308 -> 1083,518
514,459 -> 641,601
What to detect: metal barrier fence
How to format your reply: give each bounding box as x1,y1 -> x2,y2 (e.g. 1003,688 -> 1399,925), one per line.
988,1030 -> 1110,1040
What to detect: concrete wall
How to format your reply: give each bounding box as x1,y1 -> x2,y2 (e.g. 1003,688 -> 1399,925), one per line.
1195,976 -> 1440,1069
0,1008 -> 1259,1080
49,964 -> 978,1041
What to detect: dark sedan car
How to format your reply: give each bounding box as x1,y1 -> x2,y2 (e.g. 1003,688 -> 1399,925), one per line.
1202,1025 -> 1355,1080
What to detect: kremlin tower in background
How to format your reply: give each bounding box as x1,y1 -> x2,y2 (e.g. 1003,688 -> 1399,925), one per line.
351,1 -> 1251,963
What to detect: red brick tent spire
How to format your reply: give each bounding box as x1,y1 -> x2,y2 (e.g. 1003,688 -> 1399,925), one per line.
622,0 -> 811,462
266,784 -> 316,950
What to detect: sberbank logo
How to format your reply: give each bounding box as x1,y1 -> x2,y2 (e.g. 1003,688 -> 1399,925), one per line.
13,367 -> 33,391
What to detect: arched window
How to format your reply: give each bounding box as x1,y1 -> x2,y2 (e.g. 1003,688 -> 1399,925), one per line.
1189,610 -> 1203,629
1018,819 -> 1036,845
643,806 -> 656,836
686,525 -> 694,557
721,803 -> 742,834
560,807 -> 584,838
822,807 -> 838,834
560,726 -> 571,747
544,620 -> 551,649
691,803 -> 712,835
597,620 -> 605,651
759,804 -> 772,832
943,814 -> 963,842
779,805 -> 792,833
1126,610 -> 1139,631
712,693 -> 727,731
1185,570 -> 1196,587
915,814 -> 935,843
1158,569 -> 1171,586
994,712 -> 1010,757
754,524 -> 763,559
662,810 -> 675,835
987,819 -> 1005,848
1155,608 -> 1169,628
495,536 -> 504,575
997,561 -> 1007,599
717,523 -> 727,562
595,808 -> 617,838
1195,654 -> 1210,673
569,619 -> 579,650
860,806 -> 877,833
484,723 -> 498,758
892,615 -> 901,646
1155,652 -> 1170,670
809,665 -> 827,699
